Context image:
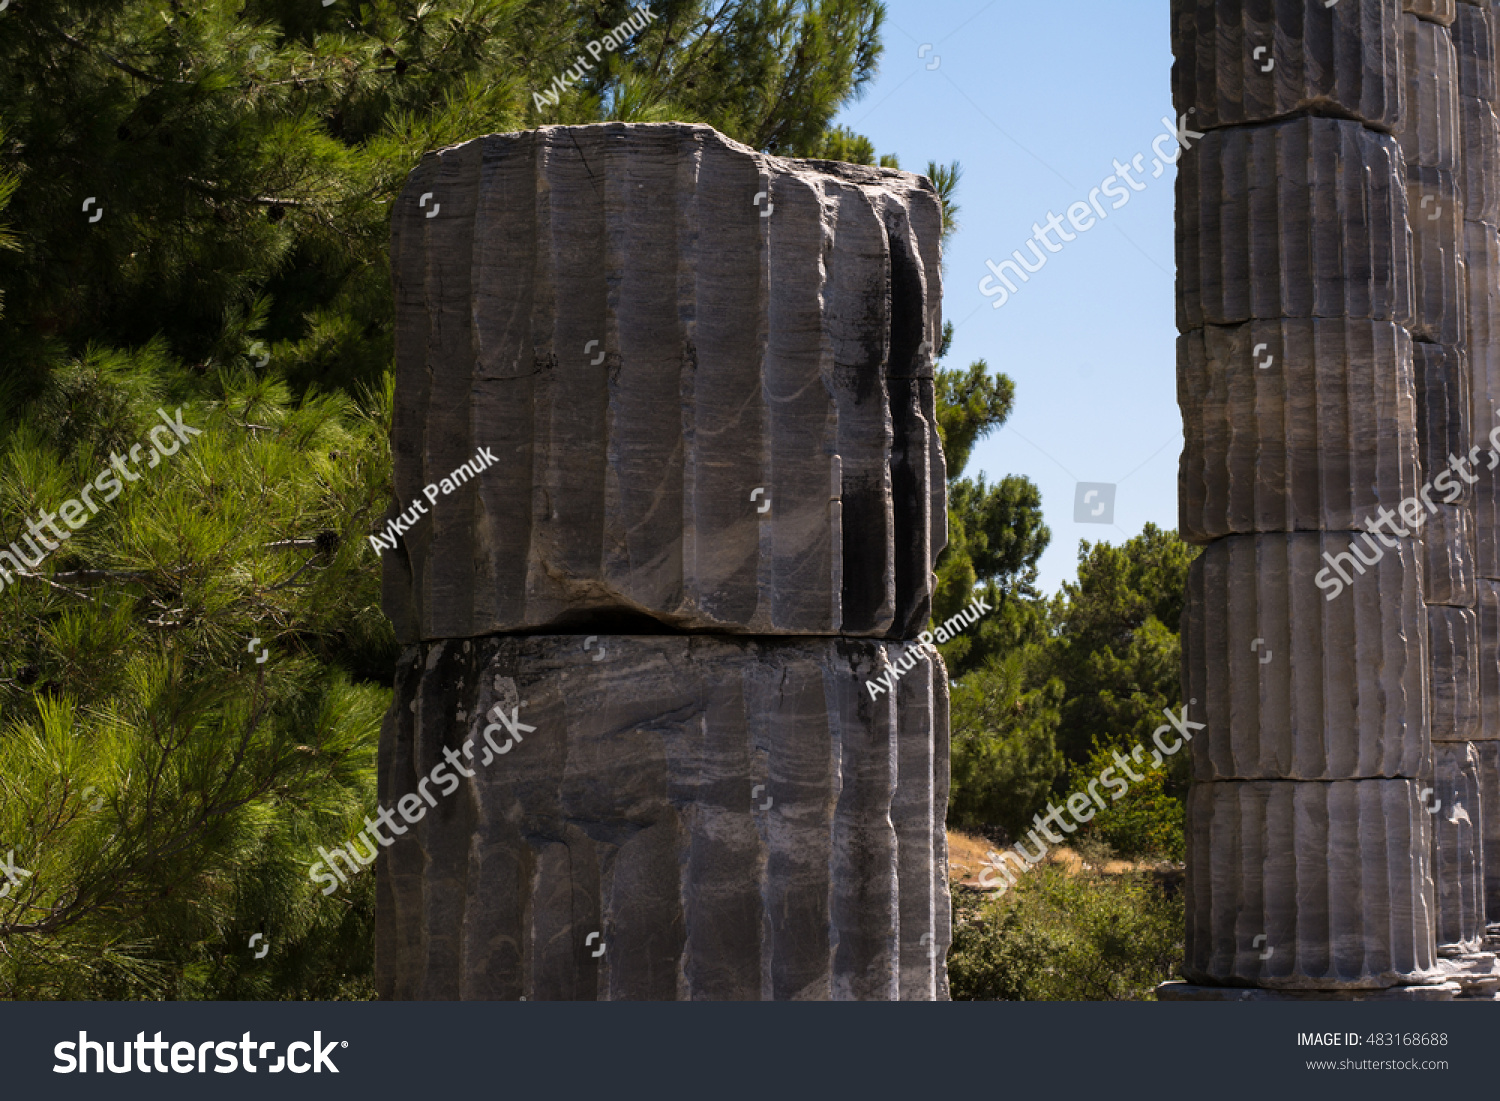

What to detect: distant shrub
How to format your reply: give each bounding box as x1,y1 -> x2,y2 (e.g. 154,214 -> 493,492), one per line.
947,865 -> 1182,1001
1066,748 -> 1186,862
946,650 -> 1065,838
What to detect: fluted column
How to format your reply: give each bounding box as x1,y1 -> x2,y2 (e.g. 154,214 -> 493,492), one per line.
1396,0 -> 1493,961
1166,0 -> 1450,996
1457,1 -> 1500,949
375,123 -> 950,1000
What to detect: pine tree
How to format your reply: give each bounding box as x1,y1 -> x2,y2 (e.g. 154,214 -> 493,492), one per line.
0,0 -> 903,998
926,158 -> 1050,679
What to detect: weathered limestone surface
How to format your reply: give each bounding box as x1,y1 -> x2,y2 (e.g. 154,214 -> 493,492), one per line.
1429,606 -> 1480,742
1182,780 -> 1440,989
385,123 -> 946,643
1171,0 -> 1404,130
1461,97 -> 1500,227
1414,343 -> 1478,604
1177,118 -> 1413,331
1454,1 -> 1499,103
1433,742 -> 1486,952
374,635 -> 949,1001
1464,220 -> 1500,582
1478,742 -> 1500,918
1173,0 -> 1480,1001
379,123 -> 950,1002
1465,215 -> 1500,578
1405,0 -> 1457,28
1414,343 -> 1472,503
1398,14 -> 1460,173
1183,535 -> 1428,781
1476,490 -> 1500,582
1177,320 -> 1419,542
1478,581 -> 1500,736
1421,504 -> 1477,606
1407,167 -> 1467,345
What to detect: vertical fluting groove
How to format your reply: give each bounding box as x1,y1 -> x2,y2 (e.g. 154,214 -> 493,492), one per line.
1179,320 -> 1418,541
1400,13 -> 1461,172
1478,581 -> 1500,737
1454,2 -> 1498,104
1429,605 -> 1480,741
611,128 -> 692,617
826,184 -> 897,635
764,172 -> 839,632
1187,536 -> 1428,781
541,129 -> 613,606
388,125 -> 944,640
1477,742 -> 1500,922
894,649 -> 937,1000
420,143 -> 483,637
884,193 -> 936,638
473,134 -> 542,632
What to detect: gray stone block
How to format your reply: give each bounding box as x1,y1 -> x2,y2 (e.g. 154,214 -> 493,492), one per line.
1477,742 -> 1500,919
1429,606 -> 1480,742
1454,1 -> 1499,102
1461,95 -> 1500,224
1462,221 -> 1500,576
1422,504 -> 1477,607
373,634 -> 949,1001
1398,12 -> 1462,172
1183,534 -> 1429,781
385,123 -> 946,643
1407,167 -> 1468,345
1171,0 -> 1404,130
1478,581 -> 1500,736
1182,780 -> 1441,989
1414,343 -> 1472,504
1178,320 -> 1419,543
1432,742 -> 1486,952
1177,118 -> 1413,331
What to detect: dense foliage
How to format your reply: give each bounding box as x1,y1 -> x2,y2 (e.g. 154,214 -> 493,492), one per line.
0,0 -> 1187,1000
947,866 -> 1183,1001
0,0 -> 897,1000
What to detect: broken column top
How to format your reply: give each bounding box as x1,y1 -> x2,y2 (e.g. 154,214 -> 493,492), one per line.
384,123 -> 948,643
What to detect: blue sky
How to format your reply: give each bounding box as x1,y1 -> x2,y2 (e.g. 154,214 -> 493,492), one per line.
832,0 -> 1178,596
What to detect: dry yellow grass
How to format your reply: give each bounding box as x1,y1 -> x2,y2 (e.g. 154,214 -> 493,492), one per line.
946,829 -> 1152,891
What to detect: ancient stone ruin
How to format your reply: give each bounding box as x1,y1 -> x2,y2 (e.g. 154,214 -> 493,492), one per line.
374,123 -> 952,1000
1163,0 -> 1500,999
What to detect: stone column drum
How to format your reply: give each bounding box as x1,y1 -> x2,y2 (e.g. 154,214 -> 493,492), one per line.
374,123 -> 951,1000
